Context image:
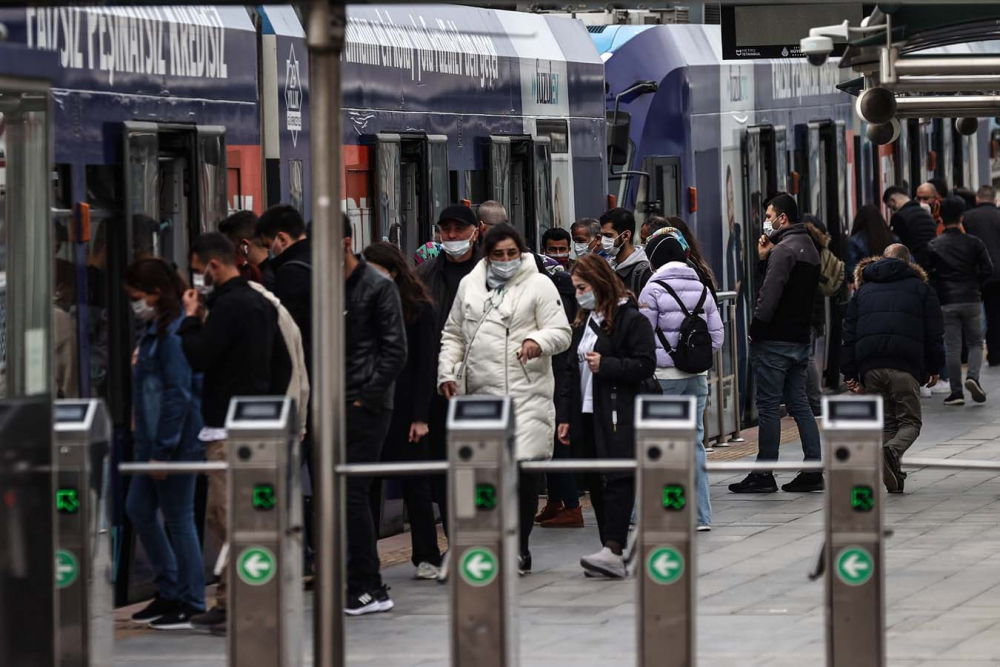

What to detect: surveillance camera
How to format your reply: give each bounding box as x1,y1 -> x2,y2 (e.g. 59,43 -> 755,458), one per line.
800,35 -> 833,66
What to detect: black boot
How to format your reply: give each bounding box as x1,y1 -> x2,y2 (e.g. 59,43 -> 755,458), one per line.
728,472 -> 778,494
781,472 -> 825,493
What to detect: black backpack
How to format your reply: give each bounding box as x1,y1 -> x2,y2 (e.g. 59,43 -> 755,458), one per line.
651,280 -> 713,374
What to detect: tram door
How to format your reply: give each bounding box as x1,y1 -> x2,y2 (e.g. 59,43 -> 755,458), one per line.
901,119 -> 932,193
372,133 -> 448,260
117,122 -> 227,605
488,135 -> 553,251
0,76 -> 56,667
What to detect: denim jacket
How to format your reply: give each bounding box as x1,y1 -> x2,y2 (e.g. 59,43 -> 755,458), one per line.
133,315 -> 205,462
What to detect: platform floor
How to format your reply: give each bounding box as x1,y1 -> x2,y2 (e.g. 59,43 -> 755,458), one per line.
115,367 -> 1000,666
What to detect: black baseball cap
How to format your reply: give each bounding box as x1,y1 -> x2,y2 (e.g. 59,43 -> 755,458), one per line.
438,204 -> 477,227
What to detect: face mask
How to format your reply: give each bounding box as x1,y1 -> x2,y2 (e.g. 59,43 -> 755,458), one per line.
489,258 -> 521,282
577,290 -> 597,311
920,202 -> 932,213
193,272 -> 214,298
601,235 -> 620,258
441,233 -> 474,259
572,242 -> 590,259
131,299 -> 156,321
547,252 -> 570,267
763,221 -> 774,237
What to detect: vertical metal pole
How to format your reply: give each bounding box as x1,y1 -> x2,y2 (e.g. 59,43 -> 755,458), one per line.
728,301 -> 743,440
308,4 -> 346,667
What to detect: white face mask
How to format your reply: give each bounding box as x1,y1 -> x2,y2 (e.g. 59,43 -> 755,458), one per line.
577,290 -> 597,311
193,272 -> 214,297
763,221 -> 774,237
441,230 -> 476,259
131,299 -> 156,321
572,242 -> 590,259
601,234 -> 620,257
489,257 -> 521,283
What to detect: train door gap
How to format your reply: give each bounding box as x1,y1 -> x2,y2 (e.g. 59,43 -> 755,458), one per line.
487,135 -> 552,251
641,155 -> 681,225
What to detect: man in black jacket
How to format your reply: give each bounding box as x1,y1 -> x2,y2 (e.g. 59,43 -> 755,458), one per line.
180,233 -> 287,631
599,207 -> 650,295
219,210 -> 275,289
842,244 -> 944,492
883,185 -> 938,269
730,193 -> 823,494
927,196 -> 994,405
343,218 -> 407,615
961,185 -> 1000,365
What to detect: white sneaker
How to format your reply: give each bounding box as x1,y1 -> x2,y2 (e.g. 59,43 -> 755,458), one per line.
580,547 -> 626,579
414,562 -> 440,580
920,386 -> 932,398
932,383 -> 952,394
696,525 -> 712,532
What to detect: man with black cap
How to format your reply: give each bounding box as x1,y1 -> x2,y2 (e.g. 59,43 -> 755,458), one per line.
416,204 -> 482,576
729,193 -> 824,495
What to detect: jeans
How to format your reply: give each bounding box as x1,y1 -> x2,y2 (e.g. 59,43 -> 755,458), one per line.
346,404 -> 391,594
751,341 -> 822,463
370,476 -> 441,567
805,328 -> 823,413
659,376 -> 711,527
863,369 -> 922,456
126,471 -> 206,611
942,303 -> 984,395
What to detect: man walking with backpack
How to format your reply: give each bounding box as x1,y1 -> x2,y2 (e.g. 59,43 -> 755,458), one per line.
730,194 -> 824,494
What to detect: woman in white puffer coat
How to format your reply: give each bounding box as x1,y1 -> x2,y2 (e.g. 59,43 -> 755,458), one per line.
438,223 -> 572,573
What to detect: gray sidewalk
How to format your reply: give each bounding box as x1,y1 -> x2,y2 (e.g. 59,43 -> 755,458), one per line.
116,368 -> 1000,666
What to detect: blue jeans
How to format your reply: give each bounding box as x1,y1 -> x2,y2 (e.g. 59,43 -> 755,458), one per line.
751,341 -> 822,463
126,473 -> 205,610
659,376 -> 711,527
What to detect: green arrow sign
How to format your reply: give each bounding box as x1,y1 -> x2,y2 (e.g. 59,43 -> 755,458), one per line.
475,484 -> 497,511
237,546 -> 276,586
835,546 -> 874,586
252,484 -> 276,511
56,488 -> 80,514
851,485 -> 874,512
647,546 -> 684,585
459,547 -> 498,587
55,549 -> 79,589
662,484 -> 686,511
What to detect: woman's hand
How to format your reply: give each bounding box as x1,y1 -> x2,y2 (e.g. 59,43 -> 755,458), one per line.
182,289 -> 200,318
409,422 -> 429,443
557,423 -> 570,445
584,351 -> 602,374
517,339 -> 542,362
440,381 -> 458,399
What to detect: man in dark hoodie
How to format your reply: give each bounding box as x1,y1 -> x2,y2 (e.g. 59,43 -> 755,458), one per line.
730,193 -> 823,494
841,244 -> 945,492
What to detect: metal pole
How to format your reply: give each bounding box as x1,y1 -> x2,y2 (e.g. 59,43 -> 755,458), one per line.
308,4 -> 346,666
894,57 -> 1000,76
118,462 -> 228,475
705,461 -> 825,473
519,460 -> 638,473
337,462 -> 451,476
728,299 -> 743,441
901,457 -> 1000,471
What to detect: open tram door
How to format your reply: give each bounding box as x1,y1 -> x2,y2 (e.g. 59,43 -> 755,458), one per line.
115,122 -> 227,605
488,135 -> 553,251
371,133 -> 448,261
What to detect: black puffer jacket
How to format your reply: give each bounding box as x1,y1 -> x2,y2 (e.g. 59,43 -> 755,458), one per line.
962,203 -> 1000,285
841,257 -> 944,385
889,200 -> 937,269
344,256 -> 408,410
927,227 -> 994,305
750,224 -> 820,344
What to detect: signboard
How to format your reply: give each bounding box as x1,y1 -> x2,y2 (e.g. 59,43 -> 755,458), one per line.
721,3 -> 863,60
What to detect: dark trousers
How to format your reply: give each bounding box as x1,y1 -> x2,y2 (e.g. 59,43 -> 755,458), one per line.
370,476 -> 442,567
751,341 -> 822,462
545,433 -> 580,509
346,404 -> 390,594
984,283 -> 1000,365
863,369 -> 922,456
518,472 -> 539,556
577,414 -> 634,551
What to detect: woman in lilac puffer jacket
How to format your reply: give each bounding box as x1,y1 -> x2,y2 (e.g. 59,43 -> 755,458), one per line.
637,232 -> 724,529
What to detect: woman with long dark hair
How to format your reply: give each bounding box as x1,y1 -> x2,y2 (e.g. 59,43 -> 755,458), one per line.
666,216 -> 719,294
848,204 -> 897,282
124,258 -> 205,629
558,254 -> 656,578
363,242 -> 443,579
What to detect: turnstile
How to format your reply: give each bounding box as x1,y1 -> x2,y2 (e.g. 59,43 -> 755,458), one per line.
225,396 -> 302,667
53,399 -> 112,667
634,396 -> 698,667
447,396 -> 518,667
821,396 -> 885,667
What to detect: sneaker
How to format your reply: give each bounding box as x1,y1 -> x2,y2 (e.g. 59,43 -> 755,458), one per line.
437,552 -> 449,583
131,594 -> 178,624
932,383 -> 952,394
150,606 -> 201,631
704,445 -> 715,453
414,562 -> 441,580
190,606 -> 226,632
373,585 -> 394,613
534,502 -> 562,524
696,525 -> 712,532
728,472 -> 778,494
781,472 -> 825,493
344,590 -> 381,616
580,547 -> 626,579
966,378 -> 987,403
882,448 -> 903,494
540,506 -> 584,528
518,552 -> 532,576
920,385 -> 932,399
944,393 -> 965,406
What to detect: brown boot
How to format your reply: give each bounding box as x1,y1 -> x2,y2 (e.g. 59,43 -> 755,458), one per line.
534,501 -> 563,524
541,506 -> 584,528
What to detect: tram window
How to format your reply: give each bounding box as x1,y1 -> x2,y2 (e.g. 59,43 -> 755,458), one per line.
449,170 -> 460,204
53,164 -> 72,210
289,159 -> 304,214
465,170 -> 488,204
536,119 -> 568,154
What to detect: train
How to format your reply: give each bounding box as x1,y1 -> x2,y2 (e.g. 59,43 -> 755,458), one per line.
0,5 -> 995,604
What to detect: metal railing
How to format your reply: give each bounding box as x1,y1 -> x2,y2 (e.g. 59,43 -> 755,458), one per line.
902,457 -> 1000,471
706,291 -> 743,447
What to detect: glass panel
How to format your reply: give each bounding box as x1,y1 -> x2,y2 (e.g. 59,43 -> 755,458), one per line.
197,127 -> 227,233
532,140 -> 553,245
289,159 -> 304,214
536,119 -> 569,154
836,122 -> 848,246
1,86 -> 51,398
774,127 -> 788,192
375,136 -> 401,243
123,123 -> 159,263
489,137 -> 511,213
808,123 -> 822,216
425,137 -> 449,244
